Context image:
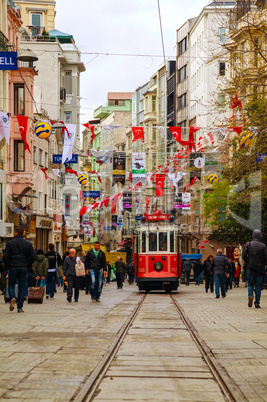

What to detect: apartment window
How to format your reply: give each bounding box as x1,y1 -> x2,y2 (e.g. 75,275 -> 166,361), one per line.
241,41 -> 247,69
178,65 -> 187,83
33,146 -> 37,164
14,140 -> 25,172
140,99 -> 144,110
218,94 -> 226,107
219,62 -> 226,76
128,136 -> 132,148
109,99 -> 125,106
178,93 -> 186,110
152,96 -> 156,112
38,191 -> 43,210
39,149 -> 44,166
145,96 -> 148,112
219,28 -> 226,44
121,144 -> 125,151
33,190 -> 37,210
31,12 -> 42,37
14,84 -> 25,115
179,37 -> 187,55
44,194 -> 48,211
65,71 -> 72,94
152,126 -> 157,142
45,152 -> 48,168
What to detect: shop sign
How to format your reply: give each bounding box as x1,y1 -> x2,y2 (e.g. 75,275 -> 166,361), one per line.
0,52 -> 17,70
29,221 -> 36,233
146,214 -> 169,221
52,154 -> 78,164
36,216 -> 53,229
198,245 -> 205,249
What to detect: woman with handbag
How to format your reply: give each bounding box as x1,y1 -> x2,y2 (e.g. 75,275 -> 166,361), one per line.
63,249 -> 84,303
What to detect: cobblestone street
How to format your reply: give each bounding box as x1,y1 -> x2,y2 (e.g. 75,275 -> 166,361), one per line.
0,282 -> 266,401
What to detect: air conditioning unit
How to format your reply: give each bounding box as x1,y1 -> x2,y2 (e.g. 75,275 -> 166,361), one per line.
0,222 -> 14,238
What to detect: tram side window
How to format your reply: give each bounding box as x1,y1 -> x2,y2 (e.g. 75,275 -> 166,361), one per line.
149,232 -> 157,251
170,231 -> 174,252
159,232 -> 167,251
142,232 -> 146,252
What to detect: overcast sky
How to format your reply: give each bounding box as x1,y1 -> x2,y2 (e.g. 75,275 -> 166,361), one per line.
55,0 -> 210,121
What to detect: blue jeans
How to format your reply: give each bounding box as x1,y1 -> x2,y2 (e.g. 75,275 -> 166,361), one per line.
46,272 -> 56,298
90,269 -> 103,300
8,268 -> 27,309
36,278 -> 46,287
215,274 -> 226,297
247,268 -> 264,305
195,274 -> 200,285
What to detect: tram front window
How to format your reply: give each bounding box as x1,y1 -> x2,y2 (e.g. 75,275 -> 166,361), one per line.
149,233 -> 157,251
159,232 -> 167,251
142,232 -> 146,252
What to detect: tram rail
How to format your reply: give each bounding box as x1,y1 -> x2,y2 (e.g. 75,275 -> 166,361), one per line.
74,293 -> 248,402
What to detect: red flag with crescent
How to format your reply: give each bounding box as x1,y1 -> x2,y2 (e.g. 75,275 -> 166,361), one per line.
16,115 -> 31,153
111,193 -> 121,214
83,124 -> 96,143
156,173 -> 166,196
132,127 -> 144,143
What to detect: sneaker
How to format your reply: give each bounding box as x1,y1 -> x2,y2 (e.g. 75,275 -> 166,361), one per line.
50,297 -> 55,300
222,295 -> 226,298
17,308 -> 24,313
248,297 -> 253,308
74,299 -> 78,302
96,298 -> 100,302
46,295 -> 49,299
255,304 -> 261,308
9,298 -> 16,312
67,297 -> 71,302
215,296 -> 220,299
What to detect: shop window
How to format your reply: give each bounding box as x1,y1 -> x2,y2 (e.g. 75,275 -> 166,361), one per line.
219,62 -> 226,76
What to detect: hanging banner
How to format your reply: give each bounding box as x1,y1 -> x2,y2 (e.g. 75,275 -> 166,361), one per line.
132,152 -> 145,175
0,112 -> 10,144
182,193 -> 191,210
190,153 -> 202,181
111,215 -> 117,230
113,152 -> 126,186
117,215 -> 123,228
62,124 -> 76,164
123,192 -> 132,210
173,193 -> 182,209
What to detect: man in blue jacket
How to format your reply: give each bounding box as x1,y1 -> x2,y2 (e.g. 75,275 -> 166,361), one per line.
85,242 -> 106,302
3,226 -> 36,312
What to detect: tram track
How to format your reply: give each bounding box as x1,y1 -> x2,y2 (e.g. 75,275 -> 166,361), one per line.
171,295 -> 248,402
74,293 -> 248,402
73,293 -> 147,402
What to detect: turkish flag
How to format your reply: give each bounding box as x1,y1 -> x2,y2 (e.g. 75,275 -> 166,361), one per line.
79,205 -> 88,216
16,115 -> 31,153
41,168 -> 52,180
228,126 -> 243,135
83,124 -> 96,143
111,193 -> 121,214
156,173 -> 166,196
132,127 -> 144,143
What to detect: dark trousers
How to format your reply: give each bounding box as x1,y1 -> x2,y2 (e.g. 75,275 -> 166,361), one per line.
46,272 -> 56,298
67,275 -> 81,301
85,274 -> 90,294
129,272 -> 135,284
116,272 -> 123,288
205,273 -> 214,292
8,268 -> 27,309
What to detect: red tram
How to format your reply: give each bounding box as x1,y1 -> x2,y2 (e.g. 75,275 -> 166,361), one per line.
133,214 -> 181,293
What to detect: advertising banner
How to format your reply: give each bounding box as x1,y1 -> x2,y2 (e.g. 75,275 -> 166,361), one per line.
132,152 -> 145,175
190,152 -> 203,181
111,215 -> 117,230
113,152 -> 126,186
123,192 -> 132,210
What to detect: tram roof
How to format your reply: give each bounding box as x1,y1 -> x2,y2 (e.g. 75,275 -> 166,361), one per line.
136,221 -> 179,231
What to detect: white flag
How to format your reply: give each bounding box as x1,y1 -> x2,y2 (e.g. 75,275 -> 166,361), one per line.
52,169 -> 61,177
0,112 -> 10,144
62,124 -> 76,164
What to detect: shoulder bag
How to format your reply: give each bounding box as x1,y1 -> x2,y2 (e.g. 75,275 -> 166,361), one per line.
75,257 -> 85,277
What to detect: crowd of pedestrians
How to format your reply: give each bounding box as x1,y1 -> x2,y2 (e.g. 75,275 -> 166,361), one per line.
181,229 -> 267,308
2,226 -> 267,312
1,227 -> 134,312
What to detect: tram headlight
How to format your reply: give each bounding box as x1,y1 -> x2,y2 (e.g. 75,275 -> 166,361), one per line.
154,261 -> 163,272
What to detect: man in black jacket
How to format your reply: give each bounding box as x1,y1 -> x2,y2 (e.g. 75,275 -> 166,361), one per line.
45,243 -> 62,300
3,226 -> 36,312
242,229 -> 267,308
85,241 -> 106,302
211,249 -> 229,299
63,248 -> 81,303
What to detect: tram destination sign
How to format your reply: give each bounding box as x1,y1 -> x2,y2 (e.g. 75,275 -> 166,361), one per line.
146,214 -> 169,221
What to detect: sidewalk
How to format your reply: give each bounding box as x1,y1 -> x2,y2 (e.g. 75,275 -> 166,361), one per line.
174,283 -> 267,401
